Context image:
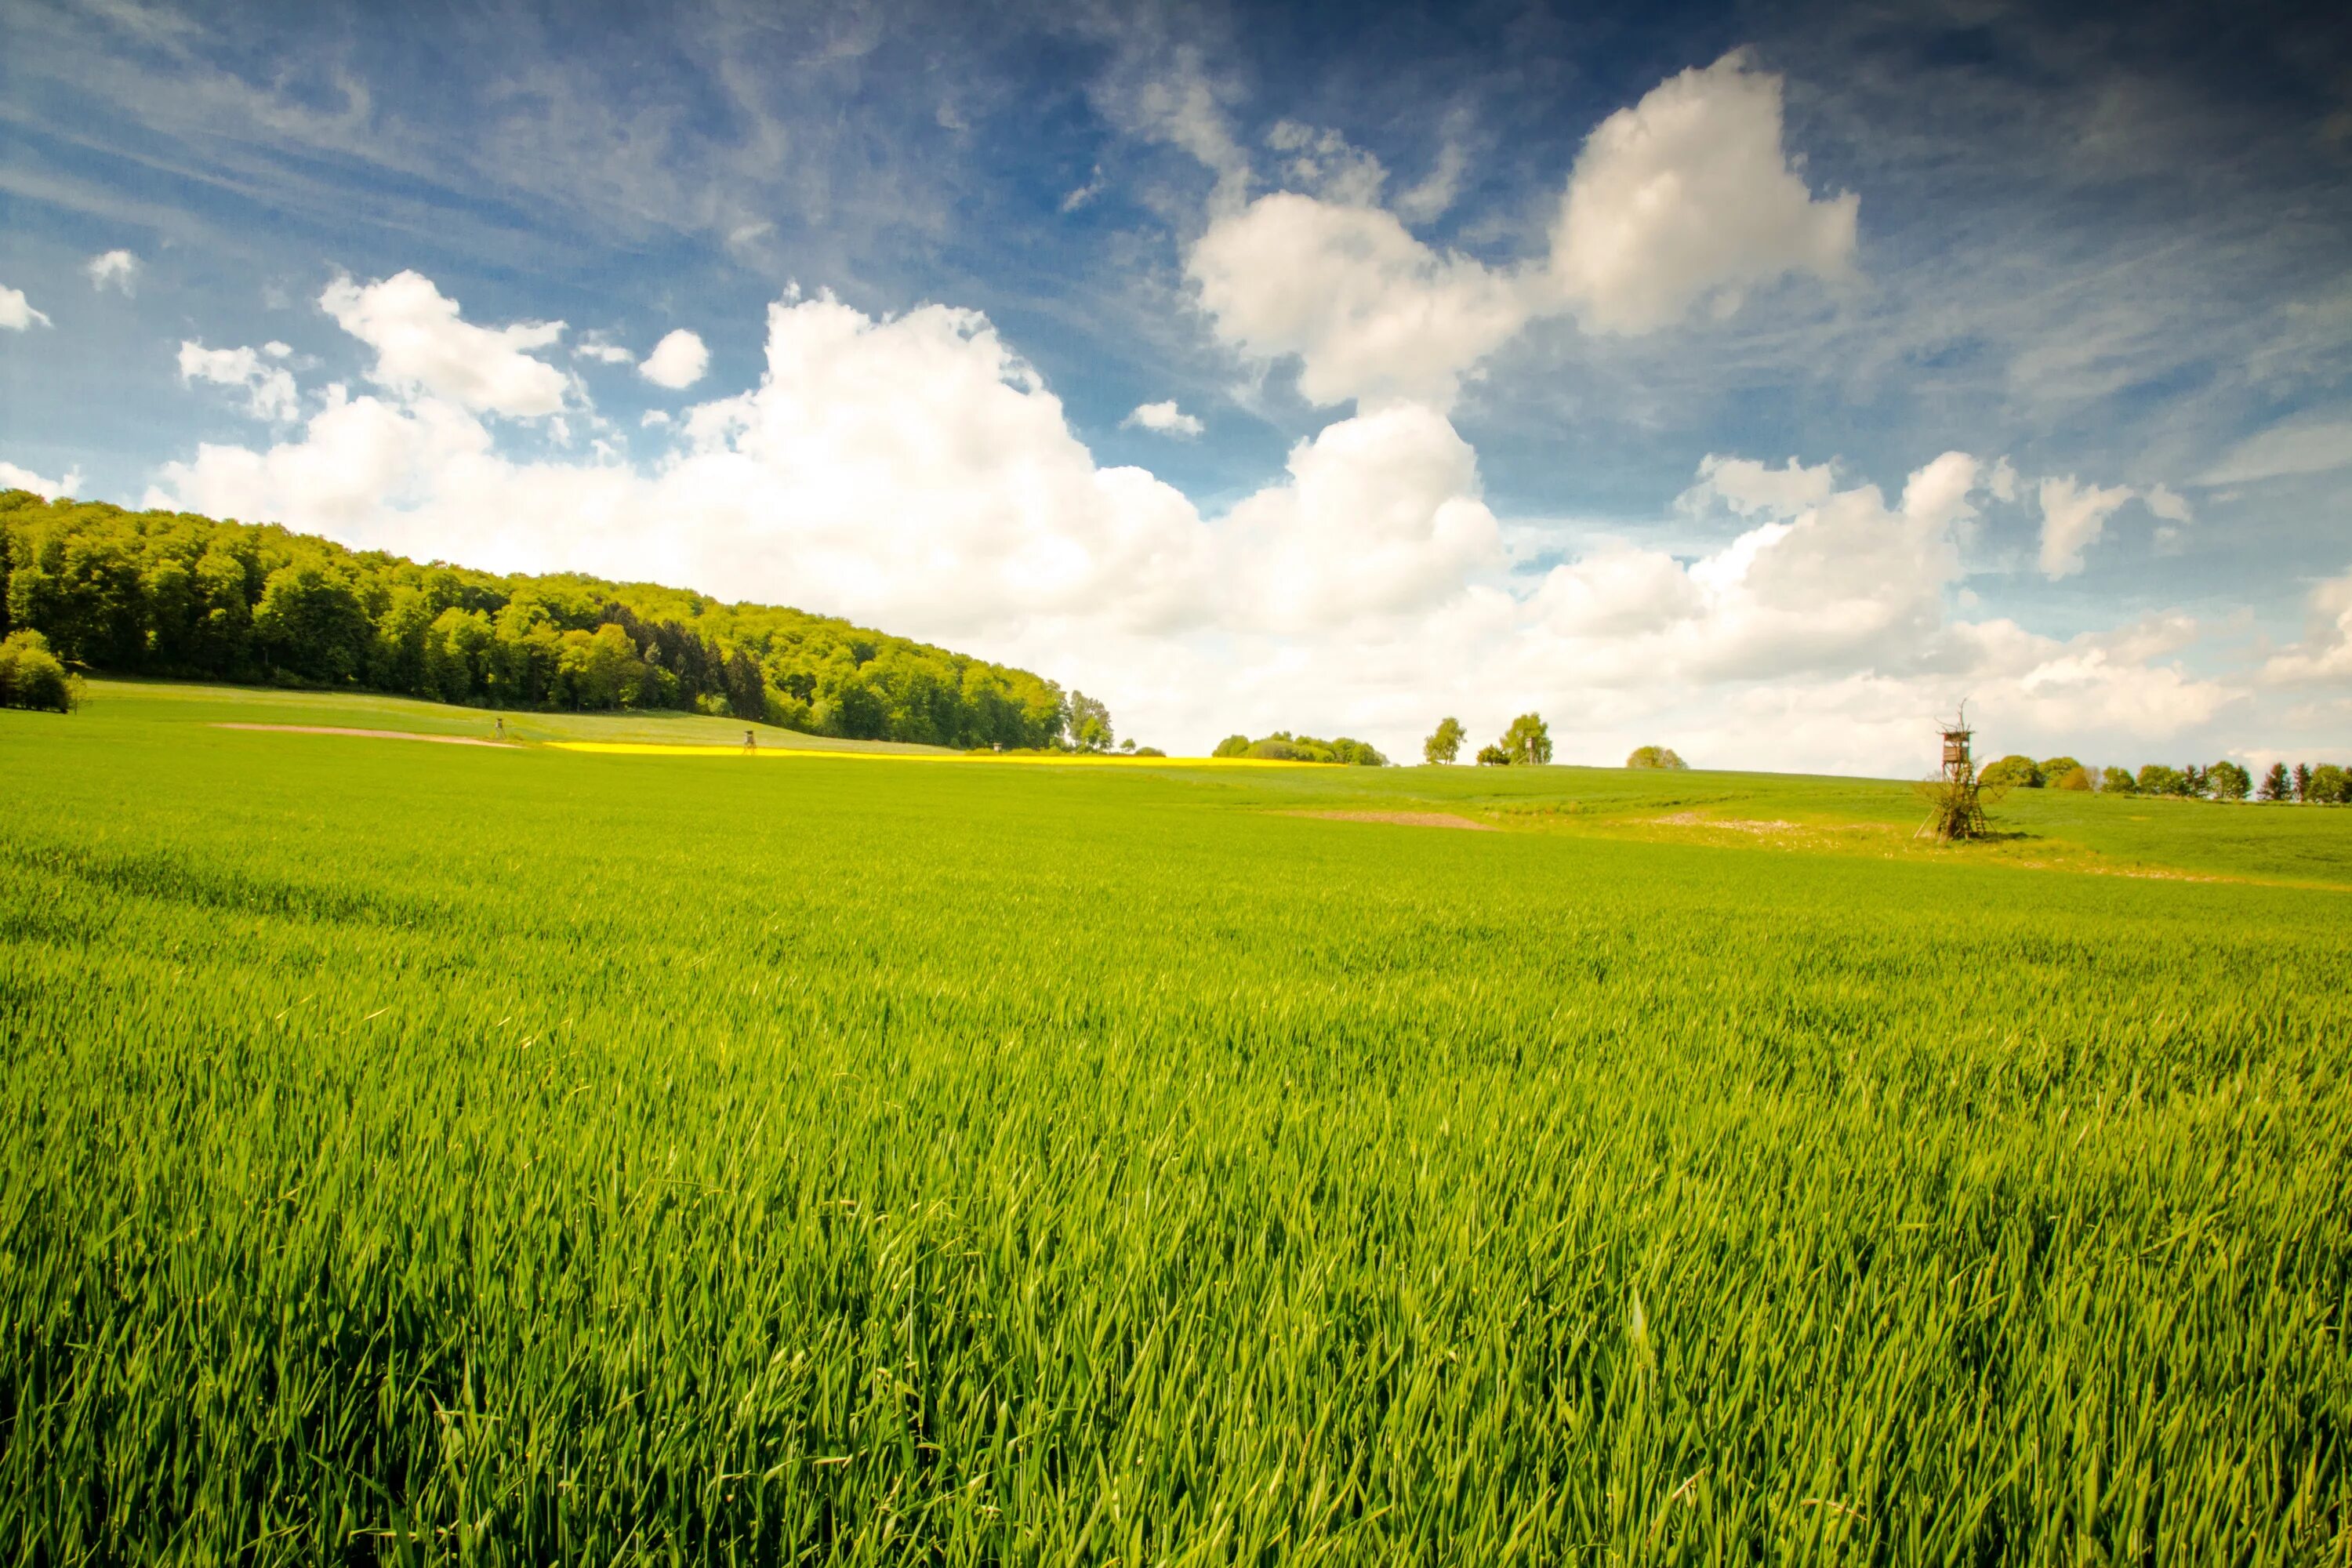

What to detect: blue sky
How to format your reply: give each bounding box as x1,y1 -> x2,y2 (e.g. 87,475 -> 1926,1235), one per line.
2,0 -> 2348,769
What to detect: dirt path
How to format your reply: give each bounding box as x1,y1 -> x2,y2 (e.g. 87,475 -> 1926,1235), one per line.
212,724 -> 517,748
1293,810 -> 1495,831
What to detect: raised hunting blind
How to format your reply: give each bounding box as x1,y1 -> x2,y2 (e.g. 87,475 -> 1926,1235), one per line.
1918,709 -> 1993,841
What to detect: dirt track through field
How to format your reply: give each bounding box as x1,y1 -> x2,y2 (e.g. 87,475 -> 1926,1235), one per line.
213,724 -> 516,749
1294,810 -> 1496,830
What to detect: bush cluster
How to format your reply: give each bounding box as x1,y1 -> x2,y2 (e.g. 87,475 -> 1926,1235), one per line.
0,629 -> 75,712
1213,731 -> 1388,765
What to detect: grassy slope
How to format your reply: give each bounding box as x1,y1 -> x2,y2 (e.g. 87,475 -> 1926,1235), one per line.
82,675 -> 960,753
4,685 -> 2350,1561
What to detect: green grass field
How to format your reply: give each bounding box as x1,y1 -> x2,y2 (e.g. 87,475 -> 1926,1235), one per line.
5,681 -> 2350,1563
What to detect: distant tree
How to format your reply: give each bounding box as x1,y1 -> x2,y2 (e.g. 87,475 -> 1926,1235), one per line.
2100,766 -> 2137,794
722,649 -> 767,722
2258,762 -> 2291,802
1980,754 -> 2042,789
2051,764 -> 2094,790
1067,691 -> 1113,752
1132,746 -> 1166,757
1213,734 -> 1250,758
1500,713 -> 1552,766
2181,763 -> 2209,798
1119,738 -> 1136,753
2038,756 -> 2083,786
2294,763 -> 2314,803
0,629 -> 73,711
2137,763 -> 2187,797
1424,716 -> 1466,764
2207,760 -> 2252,801
2311,764 -> 2350,805
1626,745 -> 1687,770
1475,742 -> 1512,766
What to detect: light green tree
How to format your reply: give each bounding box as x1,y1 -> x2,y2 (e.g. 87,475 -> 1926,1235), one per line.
1424,717 -> 1465,764
1500,713 -> 1552,766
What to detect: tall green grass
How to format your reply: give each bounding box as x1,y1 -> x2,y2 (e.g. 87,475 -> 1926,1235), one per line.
2,689 -> 2349,1563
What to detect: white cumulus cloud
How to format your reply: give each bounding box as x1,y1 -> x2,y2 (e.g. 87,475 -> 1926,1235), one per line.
320,270 -> 568,419
640,328 -> 710,390
178,340 -> 301,423
2263,570 -> 2352,685
144,274 -> 2241,772
1123,401 -> 1204,437
0,459 -> 81,498
1189,194 -> 1530,408
1184,53 -> 1855,410
86,249 -> 140,295
1,282 -> 52,331
1547,52 -> 1857,333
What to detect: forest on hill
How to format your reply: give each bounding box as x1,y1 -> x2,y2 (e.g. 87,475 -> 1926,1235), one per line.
0,490 -> 1076,749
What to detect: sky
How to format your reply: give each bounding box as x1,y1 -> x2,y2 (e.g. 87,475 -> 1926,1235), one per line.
2,0 -> 2348,772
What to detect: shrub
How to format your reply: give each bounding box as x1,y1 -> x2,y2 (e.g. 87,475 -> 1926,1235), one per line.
1980,754 -> 2042,789
1626,745 -> 1686,770
0,629 -> 74,712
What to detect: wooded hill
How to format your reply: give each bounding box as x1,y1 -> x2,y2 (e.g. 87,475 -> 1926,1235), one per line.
0,490 -> 1071,749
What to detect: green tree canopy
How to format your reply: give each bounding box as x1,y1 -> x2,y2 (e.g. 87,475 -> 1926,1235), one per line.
1980,754 -> 2042,789
2258,762 -> 2290,801
1423,716 -> 1465,765
1475,742 -> 1511,766
0,489 -> 1069,750
1500,713 -> 1551,766
2307,764 -> 2348,804
2100,766 -> 2137,794
1625,745 -> 1686,770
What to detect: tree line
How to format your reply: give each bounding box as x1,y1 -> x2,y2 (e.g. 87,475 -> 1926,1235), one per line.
0,490 -> 1098,750
1214,731 -> 1388,765
1980,751 -> 2350,804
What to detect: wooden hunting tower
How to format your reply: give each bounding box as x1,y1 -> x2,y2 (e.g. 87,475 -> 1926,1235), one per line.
1920,708 -> 1991,840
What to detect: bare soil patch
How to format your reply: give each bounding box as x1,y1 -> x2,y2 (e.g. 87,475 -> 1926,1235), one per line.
213,724 -> 515,749
1294,810 -> 1496,831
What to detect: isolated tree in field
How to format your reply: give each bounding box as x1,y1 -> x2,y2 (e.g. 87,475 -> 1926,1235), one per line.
1500,713 -> 1552,766
1424,716 -> 1465,764
2259,762 -> 2291,801
1626,745 -> 1686,769
1067,691 -> 1113,752
2294,762 -> 2314,802
2206,760 -> 2251,801
1979,754 -> 2041,789
1475,742 -> 1512,766
2100,766 -> 2136,794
